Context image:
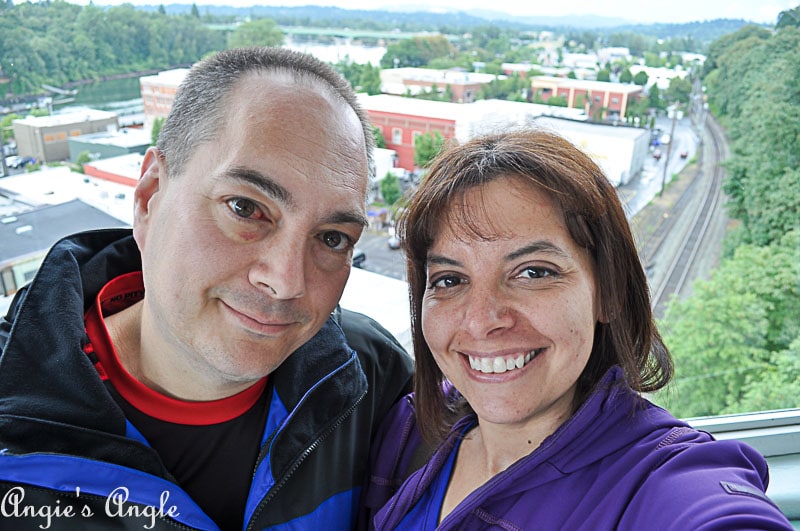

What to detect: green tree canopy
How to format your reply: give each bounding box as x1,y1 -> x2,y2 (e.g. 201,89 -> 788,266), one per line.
665,76 -> 692,105
150,117 -> 165,146
657,233 -> 800,417
227,18 -> 284,48
379,172 -> 402,205
373,126 -> 386,149
380,35 -> 454,69
413,131 -> 446,169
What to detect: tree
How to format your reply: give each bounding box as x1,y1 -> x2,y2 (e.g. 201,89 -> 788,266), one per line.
596,69 -> 611,82
150,117 -> 165,146
1,113 -> 21,144
657,234 -> 800,417
373,126 -> 385,149
633,71 -> 649,86
379,172 -> 402,206
75,150 -> 93,172
357,63 -> 382,95
190,2 -> 199,17
619,68 -> 633,84
414,131 -> 445,169
227,18 -> 283,49
776,6 -> 800,29
380,35 -> 453,69
666,76 -> 692,105
648,84 -> 663,109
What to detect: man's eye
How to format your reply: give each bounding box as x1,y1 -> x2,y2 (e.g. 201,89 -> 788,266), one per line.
227,198 -> 261,219
321,231 -> 350,250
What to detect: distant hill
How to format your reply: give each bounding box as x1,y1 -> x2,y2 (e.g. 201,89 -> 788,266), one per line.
136,3 -> 763,43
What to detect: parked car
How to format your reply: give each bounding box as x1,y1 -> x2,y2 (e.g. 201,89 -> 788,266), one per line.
352,248 -> 366,268
387,235 -> 400,250
7,156 -> 35,169
653,149 -> 662,160
680,151 -> 689,159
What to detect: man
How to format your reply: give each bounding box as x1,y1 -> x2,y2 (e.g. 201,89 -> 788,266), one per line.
0,47 -> 412,530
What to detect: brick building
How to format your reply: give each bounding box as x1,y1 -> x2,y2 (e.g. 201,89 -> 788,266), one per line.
139,68 -> 189,131
360,94 -> 585,171
530,76 -> 642,121
380,68 -> 502,103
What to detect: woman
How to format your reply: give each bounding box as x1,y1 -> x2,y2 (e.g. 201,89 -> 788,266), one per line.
360,129 -> 792,530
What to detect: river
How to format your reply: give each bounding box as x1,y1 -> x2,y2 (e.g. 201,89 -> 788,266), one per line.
52,42 -> 386,123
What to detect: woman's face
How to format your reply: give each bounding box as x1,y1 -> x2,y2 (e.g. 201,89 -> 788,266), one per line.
421,175 -> 602,434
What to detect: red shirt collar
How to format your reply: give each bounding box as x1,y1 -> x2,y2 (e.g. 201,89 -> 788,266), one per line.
84,271 -> 267,425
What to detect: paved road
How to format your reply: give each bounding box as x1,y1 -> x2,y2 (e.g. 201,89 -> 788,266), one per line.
354,230 -> 407,281
617,116 -> 699,218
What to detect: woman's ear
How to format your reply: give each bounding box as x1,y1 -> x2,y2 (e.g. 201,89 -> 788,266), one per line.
133,147 -> 165,248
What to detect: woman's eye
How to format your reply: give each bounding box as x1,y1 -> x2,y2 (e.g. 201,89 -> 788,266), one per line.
518,266 -> 555,279
227,197 -> 262,219
321,231 -> 351,251
430,276 -> 463,289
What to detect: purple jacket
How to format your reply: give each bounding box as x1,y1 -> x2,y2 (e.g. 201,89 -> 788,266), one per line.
361,367 -> 792,530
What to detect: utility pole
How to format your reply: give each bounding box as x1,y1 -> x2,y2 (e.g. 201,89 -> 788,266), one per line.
659,103 -> 679,196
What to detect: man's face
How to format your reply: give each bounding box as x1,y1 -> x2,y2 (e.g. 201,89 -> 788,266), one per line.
133,73 -> 368,395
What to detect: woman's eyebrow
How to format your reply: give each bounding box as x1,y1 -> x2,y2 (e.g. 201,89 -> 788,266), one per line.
506,241 -> 571,262
426,254 -> 462,267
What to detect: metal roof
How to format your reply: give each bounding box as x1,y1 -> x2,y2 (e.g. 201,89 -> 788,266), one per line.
0,199 -> 128,266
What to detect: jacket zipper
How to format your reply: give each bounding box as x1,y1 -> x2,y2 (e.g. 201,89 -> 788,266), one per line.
244,388 -> 367,530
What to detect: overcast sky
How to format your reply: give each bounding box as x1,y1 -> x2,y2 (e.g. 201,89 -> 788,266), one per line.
79,0 -> 796,24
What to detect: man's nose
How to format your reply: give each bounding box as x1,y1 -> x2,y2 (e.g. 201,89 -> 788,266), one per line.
248,237 -> 306,300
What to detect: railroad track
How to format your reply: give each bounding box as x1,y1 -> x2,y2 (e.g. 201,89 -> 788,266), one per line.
647,115 -> 727,317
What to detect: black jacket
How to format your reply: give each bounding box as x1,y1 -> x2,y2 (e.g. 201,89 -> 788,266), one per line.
0,229 -> 413,530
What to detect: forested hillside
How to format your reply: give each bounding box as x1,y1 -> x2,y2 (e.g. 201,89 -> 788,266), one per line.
0,1 -> 225,95
656,11 -> 800,417
1,0 -> 756,98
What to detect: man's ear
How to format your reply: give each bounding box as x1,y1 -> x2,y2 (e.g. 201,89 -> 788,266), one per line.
133,147 -> 165,247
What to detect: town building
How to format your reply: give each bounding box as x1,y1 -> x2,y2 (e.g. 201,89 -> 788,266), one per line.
529,76 -> 643,121
360,94 -> 586,171
12,109 -> 119,163
380,67 -> 503,103
82,152 -> 144,188
0,198 -> 128,297
533,116 -> 649,186
68,127 -> 151,163
139,68 -> 190,132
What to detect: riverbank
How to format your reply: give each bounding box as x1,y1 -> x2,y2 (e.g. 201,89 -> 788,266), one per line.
2,65 -> 191,111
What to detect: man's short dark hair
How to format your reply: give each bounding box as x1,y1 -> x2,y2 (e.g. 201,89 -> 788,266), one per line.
156,46 -> 375,181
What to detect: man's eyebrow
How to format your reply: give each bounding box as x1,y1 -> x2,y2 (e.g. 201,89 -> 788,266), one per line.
324,211 -> 370,230
226,167 -> 295,208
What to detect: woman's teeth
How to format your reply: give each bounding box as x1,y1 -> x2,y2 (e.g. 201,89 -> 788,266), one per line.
468,349 -> 541,374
